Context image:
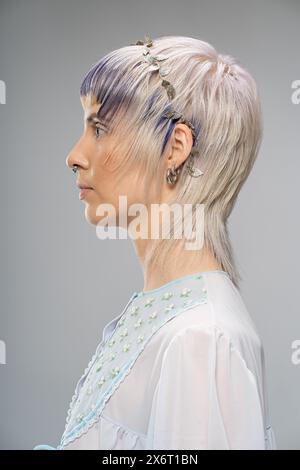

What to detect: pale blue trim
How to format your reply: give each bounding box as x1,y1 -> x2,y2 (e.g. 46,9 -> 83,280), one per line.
33,444 -> 57,450
135,270 -> 229,297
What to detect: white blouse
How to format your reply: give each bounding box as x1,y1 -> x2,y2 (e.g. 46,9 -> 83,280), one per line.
34,270 -> 277,450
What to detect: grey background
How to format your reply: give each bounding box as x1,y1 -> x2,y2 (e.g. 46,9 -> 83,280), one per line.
0,0 -> 299,450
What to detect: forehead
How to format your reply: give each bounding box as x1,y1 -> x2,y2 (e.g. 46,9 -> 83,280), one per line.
80,94 -> 101,120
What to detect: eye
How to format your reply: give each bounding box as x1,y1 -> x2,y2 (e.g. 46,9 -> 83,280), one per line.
94,125 -> 106,139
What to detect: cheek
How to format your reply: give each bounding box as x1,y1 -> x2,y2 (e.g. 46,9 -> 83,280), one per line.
89,146 -> 111,192
89,166 -> 122,213
90,139 -> 146,204
92,155 -> 122,195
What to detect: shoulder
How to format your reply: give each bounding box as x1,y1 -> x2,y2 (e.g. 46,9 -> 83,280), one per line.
178,272 -> 261,344
144,272 -> 263,372
159,323 -> 262,392
153,296 -> 262,375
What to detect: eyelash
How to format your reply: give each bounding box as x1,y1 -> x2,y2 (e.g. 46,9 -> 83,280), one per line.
94,125 -> 106,139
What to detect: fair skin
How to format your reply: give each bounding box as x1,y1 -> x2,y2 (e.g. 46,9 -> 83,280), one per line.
66,94 -> 222,292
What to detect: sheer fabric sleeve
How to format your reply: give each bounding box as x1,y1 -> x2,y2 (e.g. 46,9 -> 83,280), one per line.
146,325 -> 266,450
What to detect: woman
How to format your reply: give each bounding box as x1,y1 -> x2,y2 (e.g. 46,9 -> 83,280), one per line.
34,35 -> 276,450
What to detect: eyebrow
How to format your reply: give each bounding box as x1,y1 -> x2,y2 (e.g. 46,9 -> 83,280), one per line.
85,113 -> 101,125
85,113 -> 109,130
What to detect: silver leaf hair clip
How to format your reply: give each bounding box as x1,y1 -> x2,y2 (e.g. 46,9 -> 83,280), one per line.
223,63 -> 238,79
131,35 -> 204,183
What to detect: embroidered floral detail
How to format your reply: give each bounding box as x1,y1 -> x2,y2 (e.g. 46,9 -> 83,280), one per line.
76,414 -> 84,423
108,352 -> 116,361
180,287 -> 192,297
148,311 -> 158,322
137,334 -> 144,343
161,292 -> 173,300
123,343 -> 130,352
117,317 -> 126,327
164,303 -> 175,312
96,361 -> 104,372
119,328 -> 128,341
111,367 -> 120,378
134,318 -> 143,328
97,376 -> 106,387
144,297 -> 155,308
130,306 -> 139,316
108,339 -> 116,347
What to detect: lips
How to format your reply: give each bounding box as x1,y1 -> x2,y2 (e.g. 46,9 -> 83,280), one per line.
79,187 -> 93,200
76,181 -> 93,190
76,181 -> 93,200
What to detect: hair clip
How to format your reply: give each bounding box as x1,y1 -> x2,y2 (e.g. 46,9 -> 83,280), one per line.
223,63 -> 237,79
131,35 -> 176,100
130,35 -> 204,179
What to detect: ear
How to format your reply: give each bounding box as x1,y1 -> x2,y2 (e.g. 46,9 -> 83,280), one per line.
166,123 -> 194,169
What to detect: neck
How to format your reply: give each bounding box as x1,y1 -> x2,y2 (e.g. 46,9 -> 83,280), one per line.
133,237 -> 222,293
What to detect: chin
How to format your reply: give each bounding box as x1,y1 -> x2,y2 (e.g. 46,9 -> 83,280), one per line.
84,205 -> 99,226
84,205 -> 120,229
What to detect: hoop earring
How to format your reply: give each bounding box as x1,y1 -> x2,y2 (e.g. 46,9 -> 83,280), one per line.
166,164 -> 180,185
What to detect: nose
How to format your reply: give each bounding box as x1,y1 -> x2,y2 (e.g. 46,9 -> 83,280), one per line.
65,137 -> 89,171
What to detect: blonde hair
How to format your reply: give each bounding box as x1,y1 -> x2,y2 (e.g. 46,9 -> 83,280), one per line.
80,35 -> 263,291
